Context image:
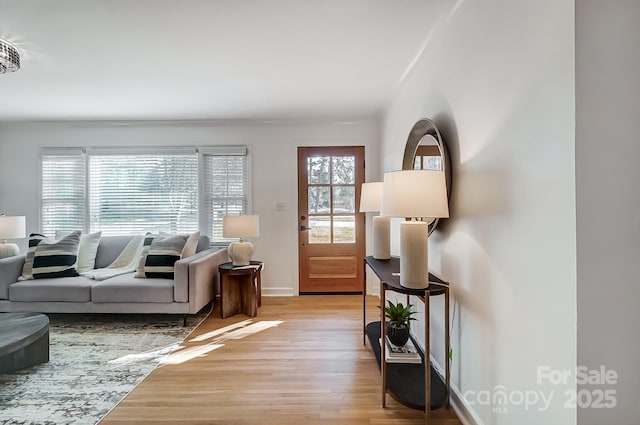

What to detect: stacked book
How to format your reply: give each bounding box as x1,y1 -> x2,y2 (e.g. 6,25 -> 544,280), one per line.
381,336 -> 421,364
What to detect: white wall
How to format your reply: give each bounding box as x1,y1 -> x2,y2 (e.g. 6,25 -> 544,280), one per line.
0,119 -> 380,296
381,1 -> 576,424
576,1 -> 640,424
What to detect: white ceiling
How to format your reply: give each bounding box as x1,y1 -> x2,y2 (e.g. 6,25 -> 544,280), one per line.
0,0 -> 438,121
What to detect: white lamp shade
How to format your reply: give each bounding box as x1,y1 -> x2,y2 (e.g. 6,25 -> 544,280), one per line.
381,170 -> 449,219
0,216 -> 26,239
359,182 -> 383,213
222,215 -> 260,238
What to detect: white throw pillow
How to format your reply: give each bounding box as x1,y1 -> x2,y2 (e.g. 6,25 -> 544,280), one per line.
55,230 -> 102,273
159,231 -> 200,258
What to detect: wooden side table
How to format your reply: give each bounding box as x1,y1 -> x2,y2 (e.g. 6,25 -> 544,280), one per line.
219,261 -> 263,319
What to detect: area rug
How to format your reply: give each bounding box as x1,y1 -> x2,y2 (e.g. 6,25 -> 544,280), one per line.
0,309 -> 210,425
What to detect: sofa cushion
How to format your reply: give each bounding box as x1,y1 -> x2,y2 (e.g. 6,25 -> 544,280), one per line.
196,235 -> 210,253
9,276 -> 94,302
91,273 -> 175,303
144,235 -> 188,279
94,235 -> 136,269
32,231 -> 81,279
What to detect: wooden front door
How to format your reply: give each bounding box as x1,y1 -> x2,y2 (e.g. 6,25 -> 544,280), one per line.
298,146 -> 365,293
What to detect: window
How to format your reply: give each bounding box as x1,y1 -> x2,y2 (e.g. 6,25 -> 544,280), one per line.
202,147 -> 248,243
41,146 -> 248,243
41,149 -> 86,237
89,149 -> 199,236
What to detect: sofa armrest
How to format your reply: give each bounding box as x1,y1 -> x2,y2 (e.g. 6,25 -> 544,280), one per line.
173,248 -> 228,310
0,254 -> 25,300
188,248 -> 228,313
174,248 -> 221,302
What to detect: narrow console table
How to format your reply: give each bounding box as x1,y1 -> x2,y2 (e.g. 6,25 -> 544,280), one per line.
363,256 -> 450,424
219,261 -> 263,319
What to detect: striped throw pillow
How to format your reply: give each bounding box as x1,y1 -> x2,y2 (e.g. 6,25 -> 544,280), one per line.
144,235 -> 188,279
18,233 -> 49,280
32,231 -> 81,279
134,234 -> 162,278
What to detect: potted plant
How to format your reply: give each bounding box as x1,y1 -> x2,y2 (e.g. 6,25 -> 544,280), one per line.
383,300 -> 417,346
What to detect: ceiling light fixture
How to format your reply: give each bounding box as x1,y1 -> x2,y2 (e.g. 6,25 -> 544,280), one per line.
0,38 -> 20,74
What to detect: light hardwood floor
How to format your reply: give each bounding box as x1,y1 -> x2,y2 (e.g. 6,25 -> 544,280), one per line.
101,295 -> 462,425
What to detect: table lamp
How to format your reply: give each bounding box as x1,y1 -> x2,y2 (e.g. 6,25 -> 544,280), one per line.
381,170 -> 449,288
223,214 -> 260,266
0,215 -> 26,259
360,182 -> 390,260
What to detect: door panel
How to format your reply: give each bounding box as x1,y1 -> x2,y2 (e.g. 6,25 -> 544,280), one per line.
298,146 -> 365,293
308,256 -> 358,279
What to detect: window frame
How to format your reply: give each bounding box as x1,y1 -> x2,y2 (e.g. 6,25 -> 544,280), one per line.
39,145 -> 250,245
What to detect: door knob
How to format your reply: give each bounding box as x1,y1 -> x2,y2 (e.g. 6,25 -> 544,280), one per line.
300,225 -> 312,231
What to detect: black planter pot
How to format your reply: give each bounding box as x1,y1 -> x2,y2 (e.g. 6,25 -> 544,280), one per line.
386,323 -> 410,346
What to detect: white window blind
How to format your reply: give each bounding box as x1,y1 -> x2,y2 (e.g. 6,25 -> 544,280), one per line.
40,146 -> 248,242
41,150 -> 86,237
203,149 -> 248,243
89,153 -> 199,236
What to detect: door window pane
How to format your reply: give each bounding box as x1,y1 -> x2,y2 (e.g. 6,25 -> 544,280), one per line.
332,186 -> 355,214
333,216 -> 355,243
309,216 -> 331,244
308,186 -> 331,214
308,156 -> 330,184
415,155 -> 442,170
331,156 -> 355,184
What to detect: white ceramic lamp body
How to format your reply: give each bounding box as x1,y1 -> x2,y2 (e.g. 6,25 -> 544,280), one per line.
227,241 -> 254,266
359,182 -> 390,260
222,215 -> 260,266
381,170 -> 449,289
399,221 -> 428,287
372,215 -> 390,260
0,215 -> 26,259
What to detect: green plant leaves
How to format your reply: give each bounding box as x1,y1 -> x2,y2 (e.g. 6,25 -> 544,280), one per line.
384,300 -> 417,328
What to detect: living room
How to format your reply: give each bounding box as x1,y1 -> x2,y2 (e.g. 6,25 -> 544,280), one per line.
1,1 -> 638,425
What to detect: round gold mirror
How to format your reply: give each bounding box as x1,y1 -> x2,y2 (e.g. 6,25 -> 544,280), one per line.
401,118 -> 452,235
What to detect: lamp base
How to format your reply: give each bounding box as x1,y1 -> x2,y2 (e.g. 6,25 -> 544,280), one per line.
372,215 -> 390,260
228,241 -> 254,266
399,221 -> 429,289
0,242 -> 20,259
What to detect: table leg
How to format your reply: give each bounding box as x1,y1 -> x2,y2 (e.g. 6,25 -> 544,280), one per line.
220,273 -> 226,318
222,274 -> 246,319
241,272 -> 258,317
257,267 -> 262,307
425,291 -> 430,424
381,282 -> 386,408
445,286 -> 451,408
363,261 -> 367,346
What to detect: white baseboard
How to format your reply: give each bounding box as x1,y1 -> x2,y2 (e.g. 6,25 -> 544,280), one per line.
261,287 -> 296,297
451,385 -> 484,425
429,355 -> 483,425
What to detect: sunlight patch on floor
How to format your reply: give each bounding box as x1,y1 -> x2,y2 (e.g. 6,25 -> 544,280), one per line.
159,343 -> 225,365
107,343 -> 180,368
157,319 -> 285,366
188,319 -> 253,342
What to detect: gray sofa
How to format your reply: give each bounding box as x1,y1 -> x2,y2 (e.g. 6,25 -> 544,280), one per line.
0,235 -> 228,320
